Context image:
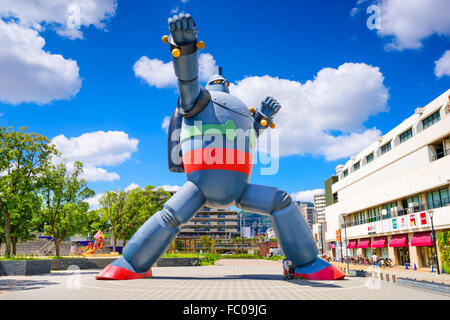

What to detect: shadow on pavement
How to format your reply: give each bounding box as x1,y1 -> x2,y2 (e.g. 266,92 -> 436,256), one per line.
0,279 -> 59,292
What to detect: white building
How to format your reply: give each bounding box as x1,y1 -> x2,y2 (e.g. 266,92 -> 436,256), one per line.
314,193 -> 326,223
324,89 -> 450,268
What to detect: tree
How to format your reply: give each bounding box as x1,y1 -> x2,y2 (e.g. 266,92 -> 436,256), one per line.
38,161 -> 94,256
99,185 -> 171,252
0,126 -> 57,256
200,236 -> 215,253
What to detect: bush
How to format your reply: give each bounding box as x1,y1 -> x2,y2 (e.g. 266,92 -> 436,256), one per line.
266,255 -> 285,261
219,253 -> 261,259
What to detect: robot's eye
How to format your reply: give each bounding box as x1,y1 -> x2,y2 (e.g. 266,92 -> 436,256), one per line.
213,80 -> 222,84
224,81 -> 229,86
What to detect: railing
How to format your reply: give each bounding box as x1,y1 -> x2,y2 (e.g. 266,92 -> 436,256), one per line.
432,148 -> 450,161
341,199 -> 449,229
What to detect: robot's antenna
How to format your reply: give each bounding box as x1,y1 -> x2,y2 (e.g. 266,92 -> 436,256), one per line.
218,66 -> 223,75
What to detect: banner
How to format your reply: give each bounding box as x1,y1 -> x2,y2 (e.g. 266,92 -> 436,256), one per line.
399,216 -> 408,230
391,218 -> 398,231
419,212 -> 428,226
409,214 -> 417,228
368,223 -> 376,235
383,219 -> 391,232
375,221 -> 383,233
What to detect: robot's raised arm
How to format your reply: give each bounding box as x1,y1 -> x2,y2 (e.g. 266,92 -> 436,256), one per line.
251,97 -> 281,137
162,13 -> 206,112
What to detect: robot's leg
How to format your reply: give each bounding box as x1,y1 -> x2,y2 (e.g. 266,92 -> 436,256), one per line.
96,181 -> 205,280
237,184 -> 345,280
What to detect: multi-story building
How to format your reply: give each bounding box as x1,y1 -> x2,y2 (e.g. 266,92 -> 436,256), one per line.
314,193 -> 327,223
177,206 -> 239,239
296,201 -> 315,230
324,89 -> 450,268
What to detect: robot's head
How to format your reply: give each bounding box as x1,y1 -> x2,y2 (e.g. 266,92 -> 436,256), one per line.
205,67 -> 230,93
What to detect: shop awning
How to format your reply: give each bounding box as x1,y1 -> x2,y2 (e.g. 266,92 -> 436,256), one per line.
329,242 -> 336,249
389,234 -> 408,247
358,238 -> 371,248
347,240 -> 358,249
411,232 -> 434,247
371,237 -> 388,248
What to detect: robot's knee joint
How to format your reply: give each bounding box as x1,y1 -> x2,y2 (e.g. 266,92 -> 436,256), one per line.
159,205 -> 181,229
273,190 -> 292,211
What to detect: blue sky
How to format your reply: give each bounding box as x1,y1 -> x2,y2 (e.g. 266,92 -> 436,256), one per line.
0,0 -> 449,206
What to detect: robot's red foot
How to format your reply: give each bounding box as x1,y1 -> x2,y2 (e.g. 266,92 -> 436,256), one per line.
95,264 -> 153,280
293,257 -> 345,280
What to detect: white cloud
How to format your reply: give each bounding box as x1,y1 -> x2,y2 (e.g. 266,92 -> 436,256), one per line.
125,183 -> 140,192
86,193 -> 103,210
161,115 -> 171,132
133,53 -> 218,88
155,185 -> 180,192
0,0 -> 117,40
230,62 -> 388,160
434,50 -> 450,78
292,189 -> 324,202
0,19 -> 81,105
376,0 -> 450,50
51,130 -> 139,182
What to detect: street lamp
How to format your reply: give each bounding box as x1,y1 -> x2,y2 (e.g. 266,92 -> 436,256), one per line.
343,214 -> 349,274
428,210 -> 440,274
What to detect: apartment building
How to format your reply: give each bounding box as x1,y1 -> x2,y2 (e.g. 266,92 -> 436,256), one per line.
177,206 -> 239,239
314,193 -> 327,223
324,89 -> 450,268
296,201 -> 315,230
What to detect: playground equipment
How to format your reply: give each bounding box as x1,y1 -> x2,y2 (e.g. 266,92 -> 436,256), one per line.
82,230 -> 104,255
96,13 -> 345,281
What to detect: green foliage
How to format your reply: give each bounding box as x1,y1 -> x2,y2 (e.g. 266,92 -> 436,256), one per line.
37,161 -> 95,256
99,185 -> 171,251
265,255 -> 285,261
199,235 -> 215,252
0,126 -> 57,256
437,230 -> 450,273
220,253 -> 261,259
199,253 -> 221,266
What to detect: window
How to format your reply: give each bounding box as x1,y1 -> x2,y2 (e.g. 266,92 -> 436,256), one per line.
353,161 -> 360,171
381,142 -> 391,154
422,110 -> 441,129
382,202 -> 397,218
365,153 -> 374,164
399,128 -> 413,143
367,207 -> 380,222
355,212 -> 365,225
427,187 -> 449,209
343,169 -> 348,177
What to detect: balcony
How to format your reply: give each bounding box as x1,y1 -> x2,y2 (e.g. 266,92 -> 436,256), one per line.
341,199 -> 448,229
432,148 -> 450,161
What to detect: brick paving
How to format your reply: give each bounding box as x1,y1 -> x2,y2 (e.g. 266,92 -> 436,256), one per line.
0,259 -> 448,300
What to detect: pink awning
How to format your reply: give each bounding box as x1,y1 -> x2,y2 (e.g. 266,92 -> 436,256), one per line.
371,237 -> 387,248
389,234 -> 408,247
329,242 -> 336,249
347,240 -> 357,249
411,232 -> 434,247
358,238 -> 371,248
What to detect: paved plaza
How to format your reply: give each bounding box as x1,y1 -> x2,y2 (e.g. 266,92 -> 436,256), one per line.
0,259 -> 449,300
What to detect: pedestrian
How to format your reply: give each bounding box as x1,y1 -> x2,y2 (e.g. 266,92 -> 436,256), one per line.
372,252 -> 378,266
70,242 -> 77,256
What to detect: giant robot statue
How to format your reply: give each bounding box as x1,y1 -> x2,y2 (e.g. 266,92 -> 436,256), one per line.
96,13 -> 345,281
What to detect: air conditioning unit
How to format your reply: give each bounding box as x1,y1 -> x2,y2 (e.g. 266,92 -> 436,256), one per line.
415,108 -> 424,115
376,136 -> 383,143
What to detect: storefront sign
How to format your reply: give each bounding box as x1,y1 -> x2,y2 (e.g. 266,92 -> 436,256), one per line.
375,221 -> 383,233
419,212 -> 428,226
383,219 -> 391,232
336,229 -> 341,242
368,223 -> 376,235
391,218 -> 398,231
399,216 -> 408,230
409,214 -> 417,228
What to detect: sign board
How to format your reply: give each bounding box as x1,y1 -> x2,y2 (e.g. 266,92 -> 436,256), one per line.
382,219 -> 391,233
399,216 -> 408,230
368,223 -> 376,235
419,212 -> 428,226
391,218 -> 398,231
409,214 -> 417,228
336,229 -> 341,242
375,221 -> 383,233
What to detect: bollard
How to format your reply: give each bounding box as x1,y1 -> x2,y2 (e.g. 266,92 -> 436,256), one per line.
380,273 -> 383,280
405,263 -> 408,270
431,264 -> 434,273
386,274 -> 390,282
392,275 -> 396,283
414,264 -> 416,270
